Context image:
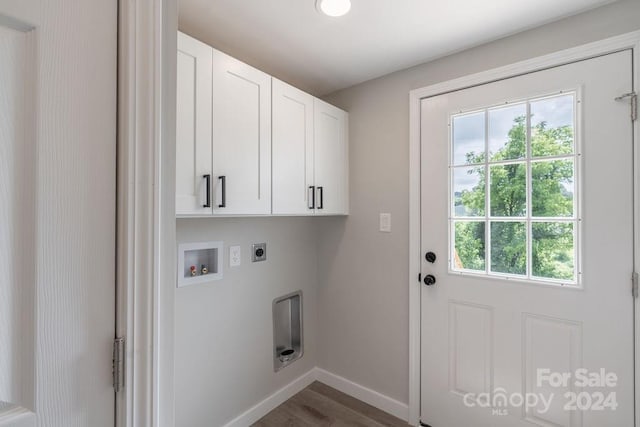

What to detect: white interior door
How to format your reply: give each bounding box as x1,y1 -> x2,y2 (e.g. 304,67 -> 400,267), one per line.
420,51 -> 634,427
0,1 -> 116,426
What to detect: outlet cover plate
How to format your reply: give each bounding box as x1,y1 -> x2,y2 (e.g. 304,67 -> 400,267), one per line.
230,245 -> 241,267
252,243 -> 267,262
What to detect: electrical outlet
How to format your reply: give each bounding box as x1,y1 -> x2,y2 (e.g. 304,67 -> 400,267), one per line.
230,245 -> 241,267
252,243 -> 267,262
380,213 -> 391,232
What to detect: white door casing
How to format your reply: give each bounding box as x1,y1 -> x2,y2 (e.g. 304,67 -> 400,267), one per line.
116,0 -> 178,425
419,51 -> 633,427
0,1 -> 116,426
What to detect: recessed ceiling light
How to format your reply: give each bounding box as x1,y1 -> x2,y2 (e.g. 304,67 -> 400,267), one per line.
316,0 -> 351,17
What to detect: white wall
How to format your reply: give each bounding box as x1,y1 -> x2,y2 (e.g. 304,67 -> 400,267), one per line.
318,0 -> 640,405
174,217 -> 318,426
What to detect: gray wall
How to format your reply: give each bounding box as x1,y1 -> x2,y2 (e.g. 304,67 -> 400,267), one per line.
174,218 -> 318,426
318,0 -> 640,405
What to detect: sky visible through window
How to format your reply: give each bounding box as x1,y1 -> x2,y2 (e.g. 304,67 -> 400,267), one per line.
453,95 -> 574,193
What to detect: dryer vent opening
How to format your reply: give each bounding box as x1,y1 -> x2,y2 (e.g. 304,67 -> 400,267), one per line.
273,291 -> 303,371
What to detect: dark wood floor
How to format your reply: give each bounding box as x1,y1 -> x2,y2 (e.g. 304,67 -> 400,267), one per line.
252,381 -> 408,427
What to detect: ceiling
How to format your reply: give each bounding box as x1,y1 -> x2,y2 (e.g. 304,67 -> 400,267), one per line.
179,0 -> 615,96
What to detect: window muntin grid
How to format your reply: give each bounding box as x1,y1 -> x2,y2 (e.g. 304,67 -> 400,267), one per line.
449,92 -> 579,286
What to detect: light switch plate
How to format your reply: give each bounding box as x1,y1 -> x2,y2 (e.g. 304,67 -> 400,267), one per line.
379,213 -> 391,232
252,243 -> 267,262
230,245 -> 241,267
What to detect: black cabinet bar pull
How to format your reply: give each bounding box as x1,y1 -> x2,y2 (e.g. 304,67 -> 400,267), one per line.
317,186 -> 324,210
203,174 -> 211,208
218,176 -> 226,208
308,186 -> 315,209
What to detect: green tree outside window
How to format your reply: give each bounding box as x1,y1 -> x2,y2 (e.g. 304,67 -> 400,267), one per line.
454,114 -> 575,281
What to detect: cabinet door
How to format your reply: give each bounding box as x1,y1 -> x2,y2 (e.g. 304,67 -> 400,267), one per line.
314,99 -> 348,215
176,32 -> 213,215
212,49 -> 271,215
272,79 -> 315,215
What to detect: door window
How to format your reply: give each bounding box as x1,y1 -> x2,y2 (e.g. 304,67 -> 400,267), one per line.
450,93 -> 578,285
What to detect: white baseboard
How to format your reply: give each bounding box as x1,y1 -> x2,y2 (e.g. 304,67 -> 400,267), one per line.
223,369 -> 316,427
315,368 -> 409,422
222,367 -> 409,426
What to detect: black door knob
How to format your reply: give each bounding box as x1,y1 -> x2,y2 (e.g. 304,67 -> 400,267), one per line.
424,274 -> 436,286
425,252 -> 436,263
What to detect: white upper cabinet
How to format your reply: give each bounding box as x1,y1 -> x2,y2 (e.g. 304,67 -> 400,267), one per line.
272,79 -> 315,215
314,98 -> 348,215
211,49 -> 272,215
272,80 -> 349,216
175,31 -> 348,217
176,32 -> 213,215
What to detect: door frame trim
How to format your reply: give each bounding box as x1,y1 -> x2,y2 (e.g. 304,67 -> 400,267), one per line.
408,30 -> 640,426
116,0 -> 177,426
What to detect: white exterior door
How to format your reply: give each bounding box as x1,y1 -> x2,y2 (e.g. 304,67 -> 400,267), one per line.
212,50 -> 271,215
420,51 -> 634,426
0,1 -> 116,426
176,32 -> 213,216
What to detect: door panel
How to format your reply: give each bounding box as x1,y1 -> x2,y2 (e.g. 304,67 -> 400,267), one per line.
420,51 -> 634,426
272,79 -> 315,215
0,1 -> 116,426
176,32 -> 213,215
212,50 -> 271,215
0,24 -> 36,426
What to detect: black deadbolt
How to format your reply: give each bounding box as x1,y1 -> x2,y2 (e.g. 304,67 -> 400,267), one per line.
425,252 -> 437,263
424,274 -> 436,286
